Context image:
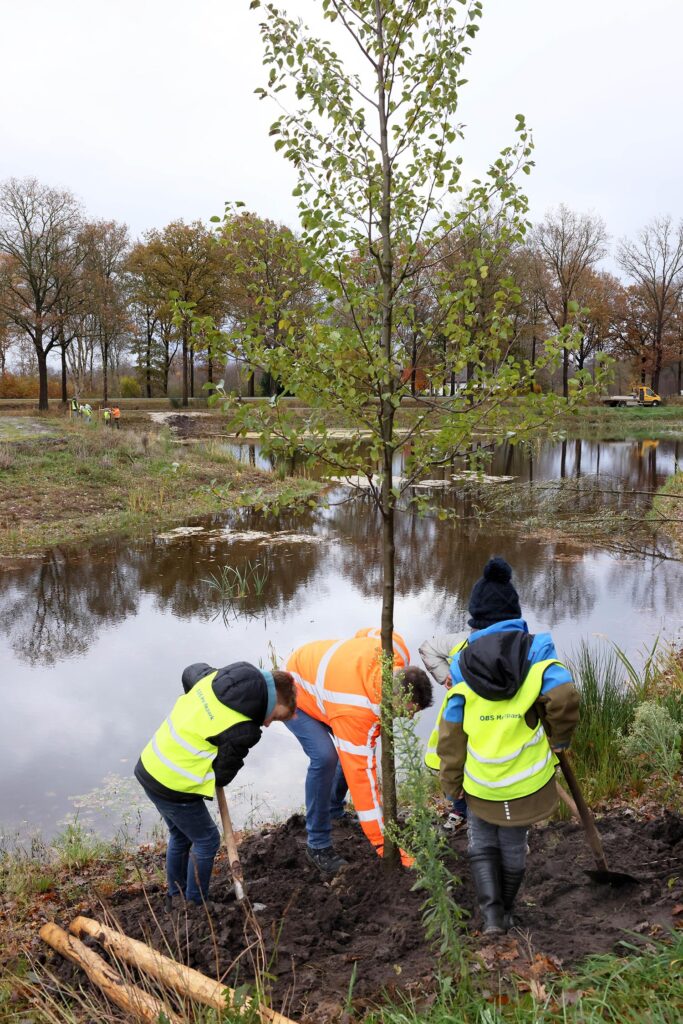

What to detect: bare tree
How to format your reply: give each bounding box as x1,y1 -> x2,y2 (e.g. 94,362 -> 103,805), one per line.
0,178 -> 85,409
618,216 -> 683,392
81,220 -> 130,403
532,204 -> 608,396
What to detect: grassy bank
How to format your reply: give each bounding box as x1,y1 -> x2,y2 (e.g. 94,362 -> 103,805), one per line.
559,402 -> 683,441
653,471 -> 683,554
0,418 -> 318,557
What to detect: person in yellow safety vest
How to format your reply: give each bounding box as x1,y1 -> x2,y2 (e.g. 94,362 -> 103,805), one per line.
135,661 -> 297,907
286,628 -> 433,875
423,558 -> 580,935
102,407 -> 111,426
69,397 -> 79,418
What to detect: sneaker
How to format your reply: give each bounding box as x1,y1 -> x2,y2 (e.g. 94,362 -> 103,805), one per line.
306,845 -> 348,875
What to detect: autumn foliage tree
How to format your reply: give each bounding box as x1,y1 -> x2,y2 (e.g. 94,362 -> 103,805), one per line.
218,210 -> 317,396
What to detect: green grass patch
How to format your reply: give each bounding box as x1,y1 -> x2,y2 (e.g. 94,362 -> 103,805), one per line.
566,641 -> 683,805
363,933 -> 683,1023
0,418 -> 319,556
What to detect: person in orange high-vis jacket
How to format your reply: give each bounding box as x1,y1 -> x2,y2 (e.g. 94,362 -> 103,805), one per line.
286,629 -> 433,875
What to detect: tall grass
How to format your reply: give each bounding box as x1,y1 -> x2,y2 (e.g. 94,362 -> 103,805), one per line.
567,640 -> 682,803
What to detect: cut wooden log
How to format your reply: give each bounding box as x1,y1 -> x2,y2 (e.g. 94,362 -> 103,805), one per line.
39,922 -> 181,1024
69,916 -> 297,1024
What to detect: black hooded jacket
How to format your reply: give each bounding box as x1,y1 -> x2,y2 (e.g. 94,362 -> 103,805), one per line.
459,631 -> 535,700
135,661 -> 270,803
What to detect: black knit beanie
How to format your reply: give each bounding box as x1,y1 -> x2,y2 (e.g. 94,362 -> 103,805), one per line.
467,557 -> 522,629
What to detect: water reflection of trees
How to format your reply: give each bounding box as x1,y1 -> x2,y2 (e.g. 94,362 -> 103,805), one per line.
0,547 -> 138,665
328,496 -> 599,628
3,446 -> 681,667
0,509 -> 326,666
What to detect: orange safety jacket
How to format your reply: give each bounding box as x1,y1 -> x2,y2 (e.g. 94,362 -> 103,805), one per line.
286,628 -> 410,853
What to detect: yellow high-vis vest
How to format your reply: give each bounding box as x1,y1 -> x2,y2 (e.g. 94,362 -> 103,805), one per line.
424,639 -> 468,770
426,659 -> 560,802
140,672 -> 251,797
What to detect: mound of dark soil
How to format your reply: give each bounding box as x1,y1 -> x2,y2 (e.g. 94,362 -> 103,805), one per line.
55,810 -> 683,1021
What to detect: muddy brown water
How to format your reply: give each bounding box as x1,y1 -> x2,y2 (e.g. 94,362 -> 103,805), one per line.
1,439 -> 682,838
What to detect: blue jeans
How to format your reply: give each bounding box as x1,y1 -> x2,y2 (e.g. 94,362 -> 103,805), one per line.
143,789 -> 221,903
466,811 -> 528,872
285,709 -> 349,849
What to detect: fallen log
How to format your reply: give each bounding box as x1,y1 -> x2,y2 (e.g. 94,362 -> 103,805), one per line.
39,922 -> 181,1024
69,916 -> 297,1024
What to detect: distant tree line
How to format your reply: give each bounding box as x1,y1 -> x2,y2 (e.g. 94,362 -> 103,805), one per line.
1,176 -> 682,409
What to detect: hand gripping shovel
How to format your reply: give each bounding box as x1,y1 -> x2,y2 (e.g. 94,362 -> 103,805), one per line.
556,751 -> 638,887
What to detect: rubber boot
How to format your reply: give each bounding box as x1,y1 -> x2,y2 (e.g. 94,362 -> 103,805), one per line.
501,869 -> 525,931
468,850 -> 504,935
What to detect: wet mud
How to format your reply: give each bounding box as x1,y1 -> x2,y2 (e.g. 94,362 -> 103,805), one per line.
54,810 -> 683,1021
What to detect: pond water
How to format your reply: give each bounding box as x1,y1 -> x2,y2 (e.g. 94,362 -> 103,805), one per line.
1,438 -> 681,840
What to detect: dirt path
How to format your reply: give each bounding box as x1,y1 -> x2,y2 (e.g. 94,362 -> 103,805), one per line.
48,809 -> 682,1022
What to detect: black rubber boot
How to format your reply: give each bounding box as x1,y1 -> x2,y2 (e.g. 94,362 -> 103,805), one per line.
501,869 -> 525,931
469,850 -> 504,935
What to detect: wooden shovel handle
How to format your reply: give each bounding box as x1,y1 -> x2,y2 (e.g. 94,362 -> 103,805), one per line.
556,750 -> 609,873
216,786 -> 246,900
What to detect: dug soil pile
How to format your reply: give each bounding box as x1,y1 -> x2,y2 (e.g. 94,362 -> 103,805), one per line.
58,810 -> 683,1021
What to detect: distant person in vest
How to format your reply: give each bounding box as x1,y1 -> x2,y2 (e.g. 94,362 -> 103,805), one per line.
286,628 -> 433,875
423,557 -> 580,935
135,662 -> 297,907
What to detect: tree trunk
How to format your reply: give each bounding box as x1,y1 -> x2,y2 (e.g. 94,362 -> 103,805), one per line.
61,343 -> 68,404
207,352 -> 214,385
375,0 -> 399,870
247,368 -> 255,397
190,345 -> 195,399
35,335 -> 49,411
410,335 -> 417,396
145,320 -> 153,398
102,336 -> 109,404
181,324 -> 189,407
562,346 -> 569,398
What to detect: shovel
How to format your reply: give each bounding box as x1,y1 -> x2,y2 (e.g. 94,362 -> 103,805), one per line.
215,787 -> 266,910
556,751 -> 638,887
215,786 -> 247,901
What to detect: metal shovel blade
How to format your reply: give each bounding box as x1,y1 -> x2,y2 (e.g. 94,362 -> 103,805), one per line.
584,868 -> 639,887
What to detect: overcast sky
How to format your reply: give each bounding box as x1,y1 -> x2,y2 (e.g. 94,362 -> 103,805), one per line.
1,0 -> 681,247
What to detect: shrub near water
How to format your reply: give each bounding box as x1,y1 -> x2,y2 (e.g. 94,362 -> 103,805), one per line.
567,641 -> 683,803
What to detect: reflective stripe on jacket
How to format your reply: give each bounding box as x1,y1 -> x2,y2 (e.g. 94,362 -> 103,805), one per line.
424,639 -> 468,770
140,671 -> 251,797
286,629 -> 410,850
433,659 -> 559,801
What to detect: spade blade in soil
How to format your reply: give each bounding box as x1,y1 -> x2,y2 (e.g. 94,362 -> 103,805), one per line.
585,868 -> 639,887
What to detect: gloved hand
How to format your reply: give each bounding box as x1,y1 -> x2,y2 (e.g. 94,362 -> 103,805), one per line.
443,795 -> 467,831
450,797 -> 468,819
373,844 -> 414,868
